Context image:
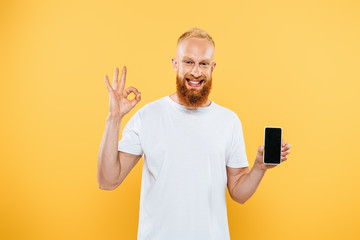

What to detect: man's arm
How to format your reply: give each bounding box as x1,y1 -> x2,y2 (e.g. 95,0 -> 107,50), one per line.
97,115 -> 123,190
227,163 -> 266,204
97,114 -> 142,190
98,66 -> 142,190
227,141 -> 291,203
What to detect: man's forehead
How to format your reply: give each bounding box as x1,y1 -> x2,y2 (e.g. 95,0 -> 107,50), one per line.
182,56 -> 212,62
176,37 -> 214,60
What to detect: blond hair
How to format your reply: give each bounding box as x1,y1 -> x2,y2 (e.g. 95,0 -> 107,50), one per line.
177,27 -> 215,47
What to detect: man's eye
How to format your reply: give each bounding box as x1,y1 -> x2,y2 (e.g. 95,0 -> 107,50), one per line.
185,61 -> 192,64
200,63 -> 208,65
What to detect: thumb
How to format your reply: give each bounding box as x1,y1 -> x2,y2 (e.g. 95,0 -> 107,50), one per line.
258,145 -> 264,153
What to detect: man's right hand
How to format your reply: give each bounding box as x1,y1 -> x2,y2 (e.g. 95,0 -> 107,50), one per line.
104,66 -> 141,118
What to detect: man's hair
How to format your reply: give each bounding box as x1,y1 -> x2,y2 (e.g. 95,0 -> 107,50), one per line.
177,27 -> 215,47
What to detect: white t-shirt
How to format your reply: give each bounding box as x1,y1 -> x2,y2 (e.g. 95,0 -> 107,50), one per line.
118,95 -> 249,240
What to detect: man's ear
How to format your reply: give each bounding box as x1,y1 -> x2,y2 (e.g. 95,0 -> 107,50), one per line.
211,62 -> 216,72
171,57 -> 178,71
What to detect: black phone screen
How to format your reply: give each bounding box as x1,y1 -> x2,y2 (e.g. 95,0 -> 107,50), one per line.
264,127 -> 282,164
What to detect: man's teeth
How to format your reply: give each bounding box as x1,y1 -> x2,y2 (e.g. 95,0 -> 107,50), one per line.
189,81 -> 200,84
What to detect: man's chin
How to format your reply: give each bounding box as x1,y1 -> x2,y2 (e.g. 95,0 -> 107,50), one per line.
178,90 -> 209,108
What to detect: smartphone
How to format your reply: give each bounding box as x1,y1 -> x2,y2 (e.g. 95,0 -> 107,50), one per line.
263,127 -> 282,165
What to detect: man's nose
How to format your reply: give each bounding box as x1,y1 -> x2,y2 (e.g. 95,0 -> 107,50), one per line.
191,64 -> 202,78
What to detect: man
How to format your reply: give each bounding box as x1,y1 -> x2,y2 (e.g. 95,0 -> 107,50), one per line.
98,28 -> 291,240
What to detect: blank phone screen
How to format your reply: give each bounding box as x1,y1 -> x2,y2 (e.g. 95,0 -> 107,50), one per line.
264,128 -> 282,164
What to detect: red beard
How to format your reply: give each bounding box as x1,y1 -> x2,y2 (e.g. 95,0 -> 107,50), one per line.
176,72 -> 212,108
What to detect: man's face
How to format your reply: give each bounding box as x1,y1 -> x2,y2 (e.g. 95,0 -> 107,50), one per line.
172,37 -> 216,107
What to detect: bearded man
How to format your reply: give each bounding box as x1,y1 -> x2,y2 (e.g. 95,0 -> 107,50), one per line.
98,27 -> 291,240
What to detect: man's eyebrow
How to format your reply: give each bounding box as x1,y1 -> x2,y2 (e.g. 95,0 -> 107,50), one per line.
182,57 -> 194,61
182,57 -> 211,62
201,59 -> 211,62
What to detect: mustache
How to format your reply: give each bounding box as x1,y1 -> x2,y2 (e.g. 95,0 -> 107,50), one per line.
183,74 -> 207,81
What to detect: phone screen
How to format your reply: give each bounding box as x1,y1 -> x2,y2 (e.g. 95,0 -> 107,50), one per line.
264,127 -> 282,164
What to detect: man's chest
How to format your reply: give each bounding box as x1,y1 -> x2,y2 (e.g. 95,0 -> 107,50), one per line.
141,116 -> 233,167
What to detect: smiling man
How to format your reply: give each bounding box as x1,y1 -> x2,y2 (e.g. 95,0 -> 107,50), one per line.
172,34 -> 214,108
98,27 -> 291,240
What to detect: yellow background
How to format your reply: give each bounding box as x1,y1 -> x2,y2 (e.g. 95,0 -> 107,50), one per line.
1,0 -> 359,239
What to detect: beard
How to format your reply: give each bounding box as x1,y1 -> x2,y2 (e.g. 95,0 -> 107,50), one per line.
176,72 -> 212,108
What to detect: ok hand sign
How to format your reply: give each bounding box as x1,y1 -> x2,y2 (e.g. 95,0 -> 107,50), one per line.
104,66 -> 141,118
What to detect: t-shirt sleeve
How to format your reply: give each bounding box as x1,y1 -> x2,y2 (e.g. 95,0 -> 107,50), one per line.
226,115 -> 249,168
118,110 -> 143,156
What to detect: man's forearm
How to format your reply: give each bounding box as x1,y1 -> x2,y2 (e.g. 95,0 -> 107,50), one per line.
97,114 -> 123,188
231,163 -> 267,204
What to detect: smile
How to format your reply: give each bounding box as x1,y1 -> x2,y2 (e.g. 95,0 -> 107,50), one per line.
186,78 -> 204,87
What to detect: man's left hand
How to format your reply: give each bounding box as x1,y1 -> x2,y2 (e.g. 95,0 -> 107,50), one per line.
255,139 -> 291,171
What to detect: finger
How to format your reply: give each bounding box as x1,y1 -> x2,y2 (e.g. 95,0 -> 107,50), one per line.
124,86 -> 139,97
281,156 -> 287,162
130,92 -> 142,108
282,143 -> 291,152
118,66 -> 127,93
282,145 -> 290,151
282,150 -> 290,156
282,139 -> 285,147
104,75 -> 114,94
113,67 -> 119,90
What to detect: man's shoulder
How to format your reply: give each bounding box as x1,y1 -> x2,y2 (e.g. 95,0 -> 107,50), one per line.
212,101 -> 240,120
